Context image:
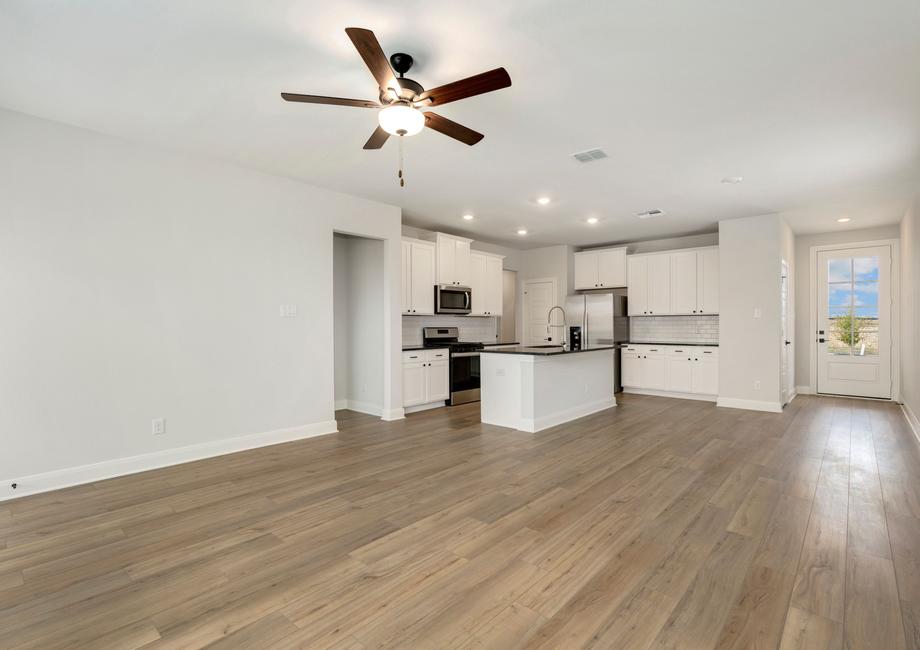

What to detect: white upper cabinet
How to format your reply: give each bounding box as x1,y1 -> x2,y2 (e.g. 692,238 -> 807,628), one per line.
627,247 -> 718,315
669,251 -> 699,314
574,247 -> 627,290
401,238 -> 436,315
435,233 -> 472,286
469,251 -> 504,316
647,255 -> 671,315
697,248 -> 719,314
627,256 -> 649,315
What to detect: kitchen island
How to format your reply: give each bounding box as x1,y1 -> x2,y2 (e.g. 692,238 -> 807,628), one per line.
480,346 -> 616,432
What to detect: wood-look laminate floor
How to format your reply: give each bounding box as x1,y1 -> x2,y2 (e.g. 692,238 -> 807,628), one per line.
1,394 -> 919,649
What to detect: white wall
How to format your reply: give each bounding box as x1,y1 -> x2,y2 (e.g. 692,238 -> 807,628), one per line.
517,245 -> 574,343
793,224 -> 901,391
718,215 -> 785,411
901,195 -> 920,433
0,108 -> 403,498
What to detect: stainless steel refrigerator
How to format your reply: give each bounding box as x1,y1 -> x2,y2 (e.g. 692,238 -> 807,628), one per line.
564,290 -> 630,392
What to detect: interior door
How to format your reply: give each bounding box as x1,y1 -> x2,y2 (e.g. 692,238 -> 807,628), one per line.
781,260 -> 792,405
524,279 -> 556,344
816,245 -> 891,398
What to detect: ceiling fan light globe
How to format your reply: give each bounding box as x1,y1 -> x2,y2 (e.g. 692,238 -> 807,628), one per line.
378,104 -> 424,136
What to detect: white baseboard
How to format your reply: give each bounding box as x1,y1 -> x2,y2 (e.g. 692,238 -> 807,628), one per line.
404,402 -> 445,415
334,399 -> 349,411
716,397 -> 784,413
796,385 -> 815,395
482,397 -> 616,433
342,400 -> 383,417
902,401 -> 920,446
623,388 -> 717,403
381,407 -> 406,421
1,420 -> 338,502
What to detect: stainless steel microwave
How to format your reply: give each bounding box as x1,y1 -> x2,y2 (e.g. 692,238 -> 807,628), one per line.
435,284 -> 472,314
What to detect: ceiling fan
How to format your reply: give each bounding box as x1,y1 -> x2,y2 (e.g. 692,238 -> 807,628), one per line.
281,27 -> 511,151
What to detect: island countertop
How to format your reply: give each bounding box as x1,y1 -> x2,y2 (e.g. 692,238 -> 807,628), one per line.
479,345 -> 617,356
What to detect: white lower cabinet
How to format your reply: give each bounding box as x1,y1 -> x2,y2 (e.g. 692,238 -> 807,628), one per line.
402,349 -> 450,408
623,344 -> 718,398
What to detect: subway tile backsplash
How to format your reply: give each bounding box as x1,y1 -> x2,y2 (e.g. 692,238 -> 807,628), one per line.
629,315 -> 719,344
402,315 -> 500,346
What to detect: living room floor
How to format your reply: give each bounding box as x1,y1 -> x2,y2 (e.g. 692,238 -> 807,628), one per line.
1,393 -> 917,649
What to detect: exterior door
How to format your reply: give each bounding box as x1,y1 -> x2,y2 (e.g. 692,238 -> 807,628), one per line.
523,279 -> 556,344
816,245 -> 891,398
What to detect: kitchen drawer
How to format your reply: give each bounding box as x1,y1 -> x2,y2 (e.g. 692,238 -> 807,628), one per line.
696,347 -> 719,358
425,348 -> 449,362
403,350 -> 426,363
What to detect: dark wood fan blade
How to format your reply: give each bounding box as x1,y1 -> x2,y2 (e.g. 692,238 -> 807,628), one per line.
345,27 -> 401,95
423,112 -> 484,146
417,68 -> 511,107
281,93 -> 379,108
363,126 -> 390,150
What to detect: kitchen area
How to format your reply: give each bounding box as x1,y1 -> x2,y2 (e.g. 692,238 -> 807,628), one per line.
400,228 -> 720,431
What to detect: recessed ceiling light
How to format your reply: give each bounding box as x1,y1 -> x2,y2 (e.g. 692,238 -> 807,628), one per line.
721,176 -> 744,184
586,217 -> 599,225
536,196 -> 551,205
462,214 -> 475,221
517,228 -> 528,236
837,217 -> 851,223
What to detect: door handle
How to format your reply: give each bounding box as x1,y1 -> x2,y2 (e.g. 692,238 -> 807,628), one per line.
785,340 -> 791,345
818,338 -> 826,343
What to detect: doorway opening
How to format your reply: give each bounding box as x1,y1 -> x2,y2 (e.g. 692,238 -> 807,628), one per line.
333,232 -> 385,416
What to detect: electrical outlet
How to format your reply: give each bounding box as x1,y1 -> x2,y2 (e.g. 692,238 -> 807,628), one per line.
152,418 -> 166,435
753,380 -> 761,390
753,307 -> 762,319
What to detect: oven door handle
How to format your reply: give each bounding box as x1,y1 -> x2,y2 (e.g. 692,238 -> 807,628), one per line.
451,351 -> 480,358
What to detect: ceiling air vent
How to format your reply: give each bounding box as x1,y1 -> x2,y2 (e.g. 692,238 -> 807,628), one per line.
570,148 -> 608,163
635,209 -> 664,220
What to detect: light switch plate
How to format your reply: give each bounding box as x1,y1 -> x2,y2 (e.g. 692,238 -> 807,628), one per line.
753,307 -> 762,319
280,304 -> 298,318
152,418 -> 166,435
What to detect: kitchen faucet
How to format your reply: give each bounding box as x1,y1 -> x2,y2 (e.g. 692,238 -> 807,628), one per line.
546,305 -> 567,347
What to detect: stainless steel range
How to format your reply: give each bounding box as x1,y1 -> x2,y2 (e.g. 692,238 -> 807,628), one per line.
422,327 -> 484,405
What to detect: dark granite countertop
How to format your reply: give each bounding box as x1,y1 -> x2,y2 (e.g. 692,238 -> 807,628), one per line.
480,345 -> 617,356
481,341 -> 520,347
621,341 -> 719,347
402,345 -> 449,351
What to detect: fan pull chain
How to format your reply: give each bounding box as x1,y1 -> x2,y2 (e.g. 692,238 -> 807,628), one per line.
398,134 -> 405,187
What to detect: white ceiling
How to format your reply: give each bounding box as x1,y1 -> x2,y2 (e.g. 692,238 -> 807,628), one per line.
2,0 -> 919,248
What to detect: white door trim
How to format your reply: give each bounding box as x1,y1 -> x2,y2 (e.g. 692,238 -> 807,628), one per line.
522,277 -> 558,346
808,239 -> 900,400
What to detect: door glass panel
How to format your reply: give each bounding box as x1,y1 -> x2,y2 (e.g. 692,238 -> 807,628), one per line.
828,259 -> 852,282
853,257 -> 879,281
826,257 -> 881,356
